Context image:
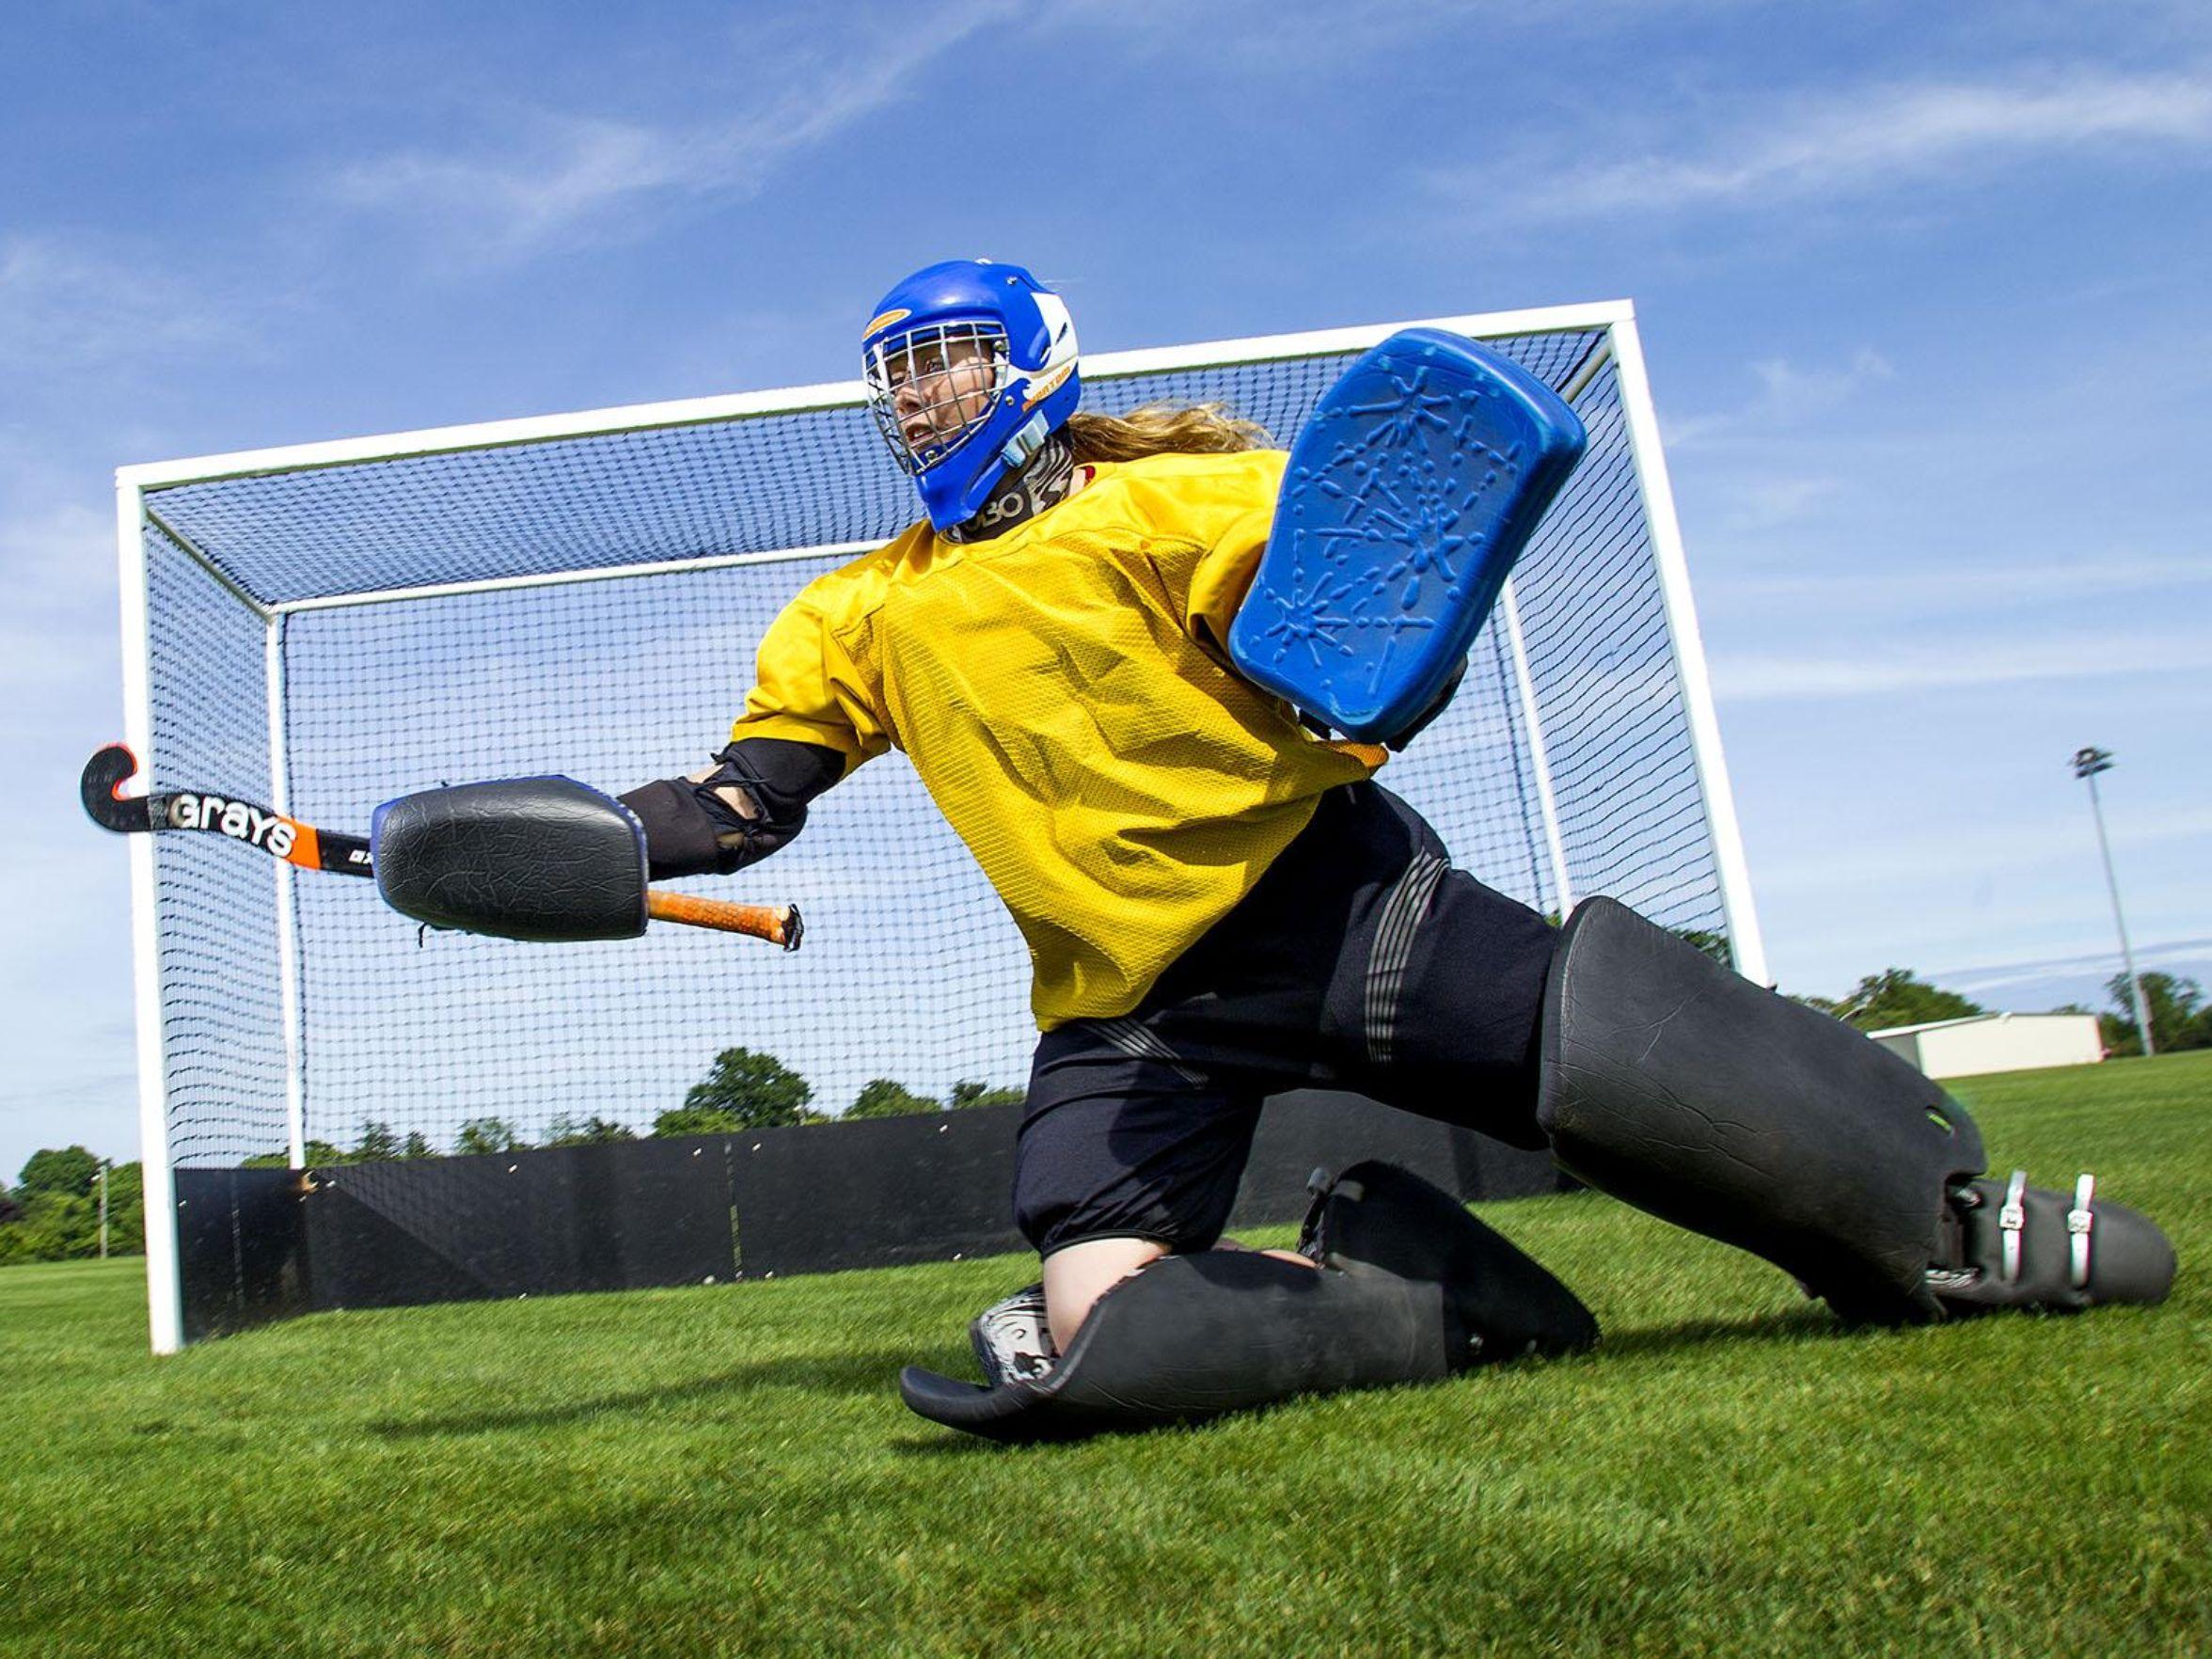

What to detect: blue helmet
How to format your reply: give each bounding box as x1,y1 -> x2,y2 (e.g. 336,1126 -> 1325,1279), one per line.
861,260 -> 1081,533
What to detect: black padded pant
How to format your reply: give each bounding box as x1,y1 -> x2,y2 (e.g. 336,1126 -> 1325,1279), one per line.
1014,782 -> 1558,1257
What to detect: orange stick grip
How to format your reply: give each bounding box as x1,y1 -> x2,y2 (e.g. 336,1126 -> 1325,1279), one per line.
645,890 -> 801,950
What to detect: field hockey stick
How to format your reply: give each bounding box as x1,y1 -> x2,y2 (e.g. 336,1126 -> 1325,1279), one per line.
80,744 -> 803,950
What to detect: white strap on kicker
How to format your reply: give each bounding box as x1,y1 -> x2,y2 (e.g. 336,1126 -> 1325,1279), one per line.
2068,1173 -> 2096,1290
1999,1170 -> 2029,1284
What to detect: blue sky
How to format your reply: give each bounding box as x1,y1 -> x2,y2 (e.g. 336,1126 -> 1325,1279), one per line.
3,0 -> 2207,1177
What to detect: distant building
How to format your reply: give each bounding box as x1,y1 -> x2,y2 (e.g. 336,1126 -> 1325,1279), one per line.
1868,1012 -> 2104,1080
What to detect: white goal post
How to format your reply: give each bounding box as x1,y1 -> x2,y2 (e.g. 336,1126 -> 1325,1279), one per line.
113,297 -> 1763,1353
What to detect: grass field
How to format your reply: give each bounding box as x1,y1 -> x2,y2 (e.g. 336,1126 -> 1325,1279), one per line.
4,1052 -> 2207,1657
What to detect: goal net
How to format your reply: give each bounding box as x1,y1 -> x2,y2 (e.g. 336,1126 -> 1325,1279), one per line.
114,300 -> 1762,1349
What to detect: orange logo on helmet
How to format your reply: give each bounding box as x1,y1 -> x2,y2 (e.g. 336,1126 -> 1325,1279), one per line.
863,308 -> 911,340
1023,363 -> 1074,409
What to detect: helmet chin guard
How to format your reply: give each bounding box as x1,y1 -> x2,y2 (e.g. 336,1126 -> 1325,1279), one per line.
862,260 -> 1081,533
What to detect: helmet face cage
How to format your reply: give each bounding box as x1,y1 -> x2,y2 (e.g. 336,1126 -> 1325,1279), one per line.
863,319 -> 1012,478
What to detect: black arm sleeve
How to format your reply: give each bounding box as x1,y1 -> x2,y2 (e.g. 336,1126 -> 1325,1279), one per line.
617,737 -> 845,881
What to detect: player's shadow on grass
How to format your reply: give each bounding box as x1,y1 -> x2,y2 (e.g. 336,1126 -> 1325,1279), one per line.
366,1347 -> 923,1438
1592,1304 -> 1842,1360
371,1311 -> 1856,1445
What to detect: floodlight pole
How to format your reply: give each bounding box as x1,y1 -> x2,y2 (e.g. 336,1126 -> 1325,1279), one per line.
97,1159 -> 110,1259
2071,747 -> 2154,1057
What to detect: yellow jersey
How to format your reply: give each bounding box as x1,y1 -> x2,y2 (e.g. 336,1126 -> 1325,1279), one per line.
729,448 -> 1385,1027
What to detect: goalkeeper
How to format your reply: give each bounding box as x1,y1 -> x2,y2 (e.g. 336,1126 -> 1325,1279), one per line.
611,260 -> 2171,1437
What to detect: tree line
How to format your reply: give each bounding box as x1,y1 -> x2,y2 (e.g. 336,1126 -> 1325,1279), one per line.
0,1050 -> 1020,1264
243,1049 -> 1026,1166
0,1148 -> 142,1266
1796,967 -> 2211,1055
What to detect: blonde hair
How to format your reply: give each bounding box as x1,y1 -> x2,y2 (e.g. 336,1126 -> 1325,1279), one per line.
1063,402 -> 1272,465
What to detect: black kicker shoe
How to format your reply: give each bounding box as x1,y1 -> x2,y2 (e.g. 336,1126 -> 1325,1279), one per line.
1929,1171 -> 2175,1316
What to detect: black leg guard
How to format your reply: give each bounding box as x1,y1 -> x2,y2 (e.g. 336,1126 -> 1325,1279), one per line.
1540,898 -> 1983,1324
1538,899 -> 2177,1325
898,1161 -> 1595,1443
1932,1172 -> 2175,1315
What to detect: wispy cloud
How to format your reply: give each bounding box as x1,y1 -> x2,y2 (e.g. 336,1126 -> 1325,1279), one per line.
1045,0 -> 1768,65
0,236 -> 247,371
1936,936 -> 2212,998
1757,801 -> 2212,894
0,435 -> 113,597
330,0 -> 1018,261
1668,349 -> 1895,449
332,118 -> 683,257
1717,630 -> 2212,700
1712,474 -> 1840,530
1479,69 -> 2212,220
0,477 -> 122,747
1721,551 -> 2212,611
1661,349 -> 1899,527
